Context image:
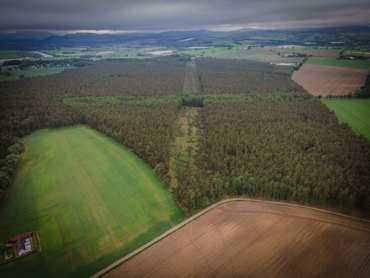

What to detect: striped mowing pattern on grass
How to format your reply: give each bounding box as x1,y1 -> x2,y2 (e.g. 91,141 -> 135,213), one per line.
0,125 -> 185,278
322,98 -> 370,140
307,57 -> 370,70
0,67 -> 75,82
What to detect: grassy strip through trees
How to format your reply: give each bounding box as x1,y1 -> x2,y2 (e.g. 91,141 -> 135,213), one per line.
0,56 -> 369,215
62,91 -> 310,108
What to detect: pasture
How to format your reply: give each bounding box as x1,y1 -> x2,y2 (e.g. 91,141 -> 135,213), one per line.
179,47 -> 302,64
307,57 -> 370,70
0,67 -> 75,82
322,98 -> 370,139
222,47 -> 281,62
275,46 -> 341,57
40,48 -> 96,58
292,64 -> 369,97
303,49 -> 340,57
107,200 -> 370,278
0,126 -> 185,278
101,49 -> 147,58
226,47 -> 303,64
0,51 -> 22,60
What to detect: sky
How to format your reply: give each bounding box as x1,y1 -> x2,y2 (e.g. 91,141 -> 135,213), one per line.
0,0 -> 370,33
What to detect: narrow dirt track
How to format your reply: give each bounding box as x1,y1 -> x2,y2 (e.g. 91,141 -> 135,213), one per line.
91,198 -> 370,278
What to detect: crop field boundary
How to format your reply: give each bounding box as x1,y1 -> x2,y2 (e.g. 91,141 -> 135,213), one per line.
91,197 -> 370,278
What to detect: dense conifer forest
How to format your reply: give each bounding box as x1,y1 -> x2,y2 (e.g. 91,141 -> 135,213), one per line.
0,57 -> 369,214
197,58 -> 304,94
175,102 -> 370,211
0,57 -> 186,98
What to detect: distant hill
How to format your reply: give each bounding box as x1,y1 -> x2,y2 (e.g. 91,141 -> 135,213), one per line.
0,26 -> 369,50
0,31 -> 55,40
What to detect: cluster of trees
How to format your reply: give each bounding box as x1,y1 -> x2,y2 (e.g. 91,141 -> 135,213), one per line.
276,52 -> 308,58
174,101 -> 370,212
196,58 -> 305,94
0,140 -> 23,199
293,57 -> 308,71
2,58 -> 91,68
355,74 -> 370,97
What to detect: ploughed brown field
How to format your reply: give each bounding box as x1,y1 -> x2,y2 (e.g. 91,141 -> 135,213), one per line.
292,64 -> 369,97
106,201 -> 370,278
303,50 -> 340,57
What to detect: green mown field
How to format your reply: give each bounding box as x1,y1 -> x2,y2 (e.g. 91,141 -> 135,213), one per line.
0,51 -> 23,59
0,126 -> 185,277
0,67 -> 75,82
178,47 -> 236,57
307,57 -> 370,70
322,98 -> 370,139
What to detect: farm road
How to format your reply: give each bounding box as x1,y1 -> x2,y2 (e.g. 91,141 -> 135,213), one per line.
91,198 -> 369,278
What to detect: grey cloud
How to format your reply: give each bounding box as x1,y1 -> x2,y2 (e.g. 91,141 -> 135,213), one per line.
0,0 -> 369,31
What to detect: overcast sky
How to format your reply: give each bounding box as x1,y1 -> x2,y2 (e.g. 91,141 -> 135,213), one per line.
1,0 -> 370,33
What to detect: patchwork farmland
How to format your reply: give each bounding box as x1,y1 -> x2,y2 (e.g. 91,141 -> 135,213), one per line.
1,53 -> 370,278
0,126 -> 185,278
106,200 -> 370,278
292,64 -> 369,97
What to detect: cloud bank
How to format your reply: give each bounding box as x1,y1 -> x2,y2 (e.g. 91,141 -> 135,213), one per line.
0,0 -> 369,32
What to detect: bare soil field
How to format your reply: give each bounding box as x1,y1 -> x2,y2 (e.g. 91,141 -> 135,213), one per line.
225,48 -> 301,64
106,201 -> 370,278
303,50 -> 340,57
96,51 -> 115,55
292,64 -> 369,96
0,58 -> 24,63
